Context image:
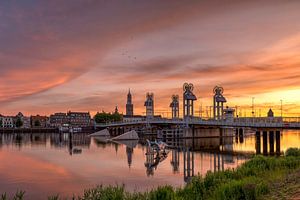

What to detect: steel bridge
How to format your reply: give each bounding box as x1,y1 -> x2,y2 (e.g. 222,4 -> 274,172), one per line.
95,117 -> 300,129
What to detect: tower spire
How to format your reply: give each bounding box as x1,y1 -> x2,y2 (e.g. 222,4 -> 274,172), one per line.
126,89 -> 134,116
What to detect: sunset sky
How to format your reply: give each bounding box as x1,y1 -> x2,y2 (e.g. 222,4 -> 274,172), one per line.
0,0 -> 300,117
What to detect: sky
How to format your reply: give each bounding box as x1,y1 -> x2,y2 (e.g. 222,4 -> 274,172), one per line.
0,0 -> 300,117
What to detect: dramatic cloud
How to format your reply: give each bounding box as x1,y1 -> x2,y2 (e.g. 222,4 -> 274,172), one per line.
0,0 -> 300,116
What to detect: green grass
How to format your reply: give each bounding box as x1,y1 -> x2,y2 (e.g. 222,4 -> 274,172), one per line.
2,148 -> 300,200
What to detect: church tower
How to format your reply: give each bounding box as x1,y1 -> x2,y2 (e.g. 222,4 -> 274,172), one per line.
126,89 -> 134,116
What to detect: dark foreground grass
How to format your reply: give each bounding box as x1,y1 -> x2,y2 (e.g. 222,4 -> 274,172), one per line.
2,148 -> 300,200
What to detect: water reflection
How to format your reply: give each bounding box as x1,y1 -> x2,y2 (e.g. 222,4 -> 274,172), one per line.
0,129 -> 299,199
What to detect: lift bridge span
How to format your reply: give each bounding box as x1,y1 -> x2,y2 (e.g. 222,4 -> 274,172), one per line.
95,117 -> 300,129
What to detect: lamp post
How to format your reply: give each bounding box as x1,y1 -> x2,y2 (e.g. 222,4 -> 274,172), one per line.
252,97 -> 255,117
252,97 -> 255,125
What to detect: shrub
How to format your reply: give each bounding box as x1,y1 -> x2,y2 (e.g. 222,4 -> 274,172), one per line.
285,148 -> 300,157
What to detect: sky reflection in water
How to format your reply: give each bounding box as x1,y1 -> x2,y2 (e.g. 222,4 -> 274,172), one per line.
0,129 -> 299,199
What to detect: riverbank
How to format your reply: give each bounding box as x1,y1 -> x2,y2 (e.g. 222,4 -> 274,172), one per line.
71,148 -> 300,200
2,148 -> 299,200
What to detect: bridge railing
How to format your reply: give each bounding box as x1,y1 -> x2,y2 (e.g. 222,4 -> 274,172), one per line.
95,117 -> 300,128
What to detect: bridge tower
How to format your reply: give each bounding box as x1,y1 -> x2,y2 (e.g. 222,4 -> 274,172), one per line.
213,86 -> 227,120
183,83 -> 197,119
170,95 -> 179,119
144,92 -> 154,118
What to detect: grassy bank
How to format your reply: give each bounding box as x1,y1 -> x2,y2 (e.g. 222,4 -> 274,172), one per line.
2,148 -> 300,200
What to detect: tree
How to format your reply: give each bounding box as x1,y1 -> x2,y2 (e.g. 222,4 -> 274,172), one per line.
112,113 -> 122,122
34,120 -> 41,127
94,112 -> 122,123
15,117 -> 23,128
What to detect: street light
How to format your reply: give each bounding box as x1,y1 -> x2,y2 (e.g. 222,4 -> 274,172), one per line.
252,97 -> 255,117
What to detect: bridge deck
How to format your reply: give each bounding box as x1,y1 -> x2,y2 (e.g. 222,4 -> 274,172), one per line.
95,118 -> 300,129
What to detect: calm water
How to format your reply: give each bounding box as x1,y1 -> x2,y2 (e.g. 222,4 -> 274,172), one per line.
0,129 -> 299,199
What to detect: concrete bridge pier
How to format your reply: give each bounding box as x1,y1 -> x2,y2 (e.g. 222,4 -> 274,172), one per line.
263,131 -> 268,155
276,130 -> 281,155
238,128 -> 244,143
269,131 -> 275,155
213,152 -> 217,172
255,131 -> 261,154
256,129 -> 282,155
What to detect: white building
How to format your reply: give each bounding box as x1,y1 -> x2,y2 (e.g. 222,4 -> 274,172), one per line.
2,117 -> 14,128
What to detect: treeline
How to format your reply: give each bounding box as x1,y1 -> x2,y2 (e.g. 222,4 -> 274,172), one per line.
94,112 -> 122,124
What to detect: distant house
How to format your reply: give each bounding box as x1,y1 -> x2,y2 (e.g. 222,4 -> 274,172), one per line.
2,116 -> 14,128
50,113 -> 69,128
49,111 -> 92,128
31,115 -> 49,128
67,111 -> 91,127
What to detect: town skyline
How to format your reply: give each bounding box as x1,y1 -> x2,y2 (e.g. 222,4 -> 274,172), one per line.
0,0 -> 300,116
0,85 -> 298,118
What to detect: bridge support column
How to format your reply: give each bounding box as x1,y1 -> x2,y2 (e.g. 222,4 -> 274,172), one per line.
219,129 -> 223,145
214,152 -> 217,172
239,128 -> 244,143
263,131 -> 268,155
255,131 -> 261,154
221,154 -> 224,171
269,131 -> 274,155
217,153 -> 220,171
276,131 -> 281,155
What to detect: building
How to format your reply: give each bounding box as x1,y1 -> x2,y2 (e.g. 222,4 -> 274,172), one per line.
144,92 -> 154,118
31,115 -> 49,128
268,109 -> 274,118
0,114 -> 2,127
126,89 -> 134,116
50,113 -> 69,128
67,111 -> 91,127
114,106 -> 119,114
1,116 -> 14,128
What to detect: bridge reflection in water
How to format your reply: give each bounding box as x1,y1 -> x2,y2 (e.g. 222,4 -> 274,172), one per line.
0,128 -> 292,185
142,127 -> 288,183
145,146 -> 238,183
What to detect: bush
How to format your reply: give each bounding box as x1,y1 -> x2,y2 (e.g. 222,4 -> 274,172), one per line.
148,186 -> 176,200
79,185 -> 126,200
285,148 -> 300,157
